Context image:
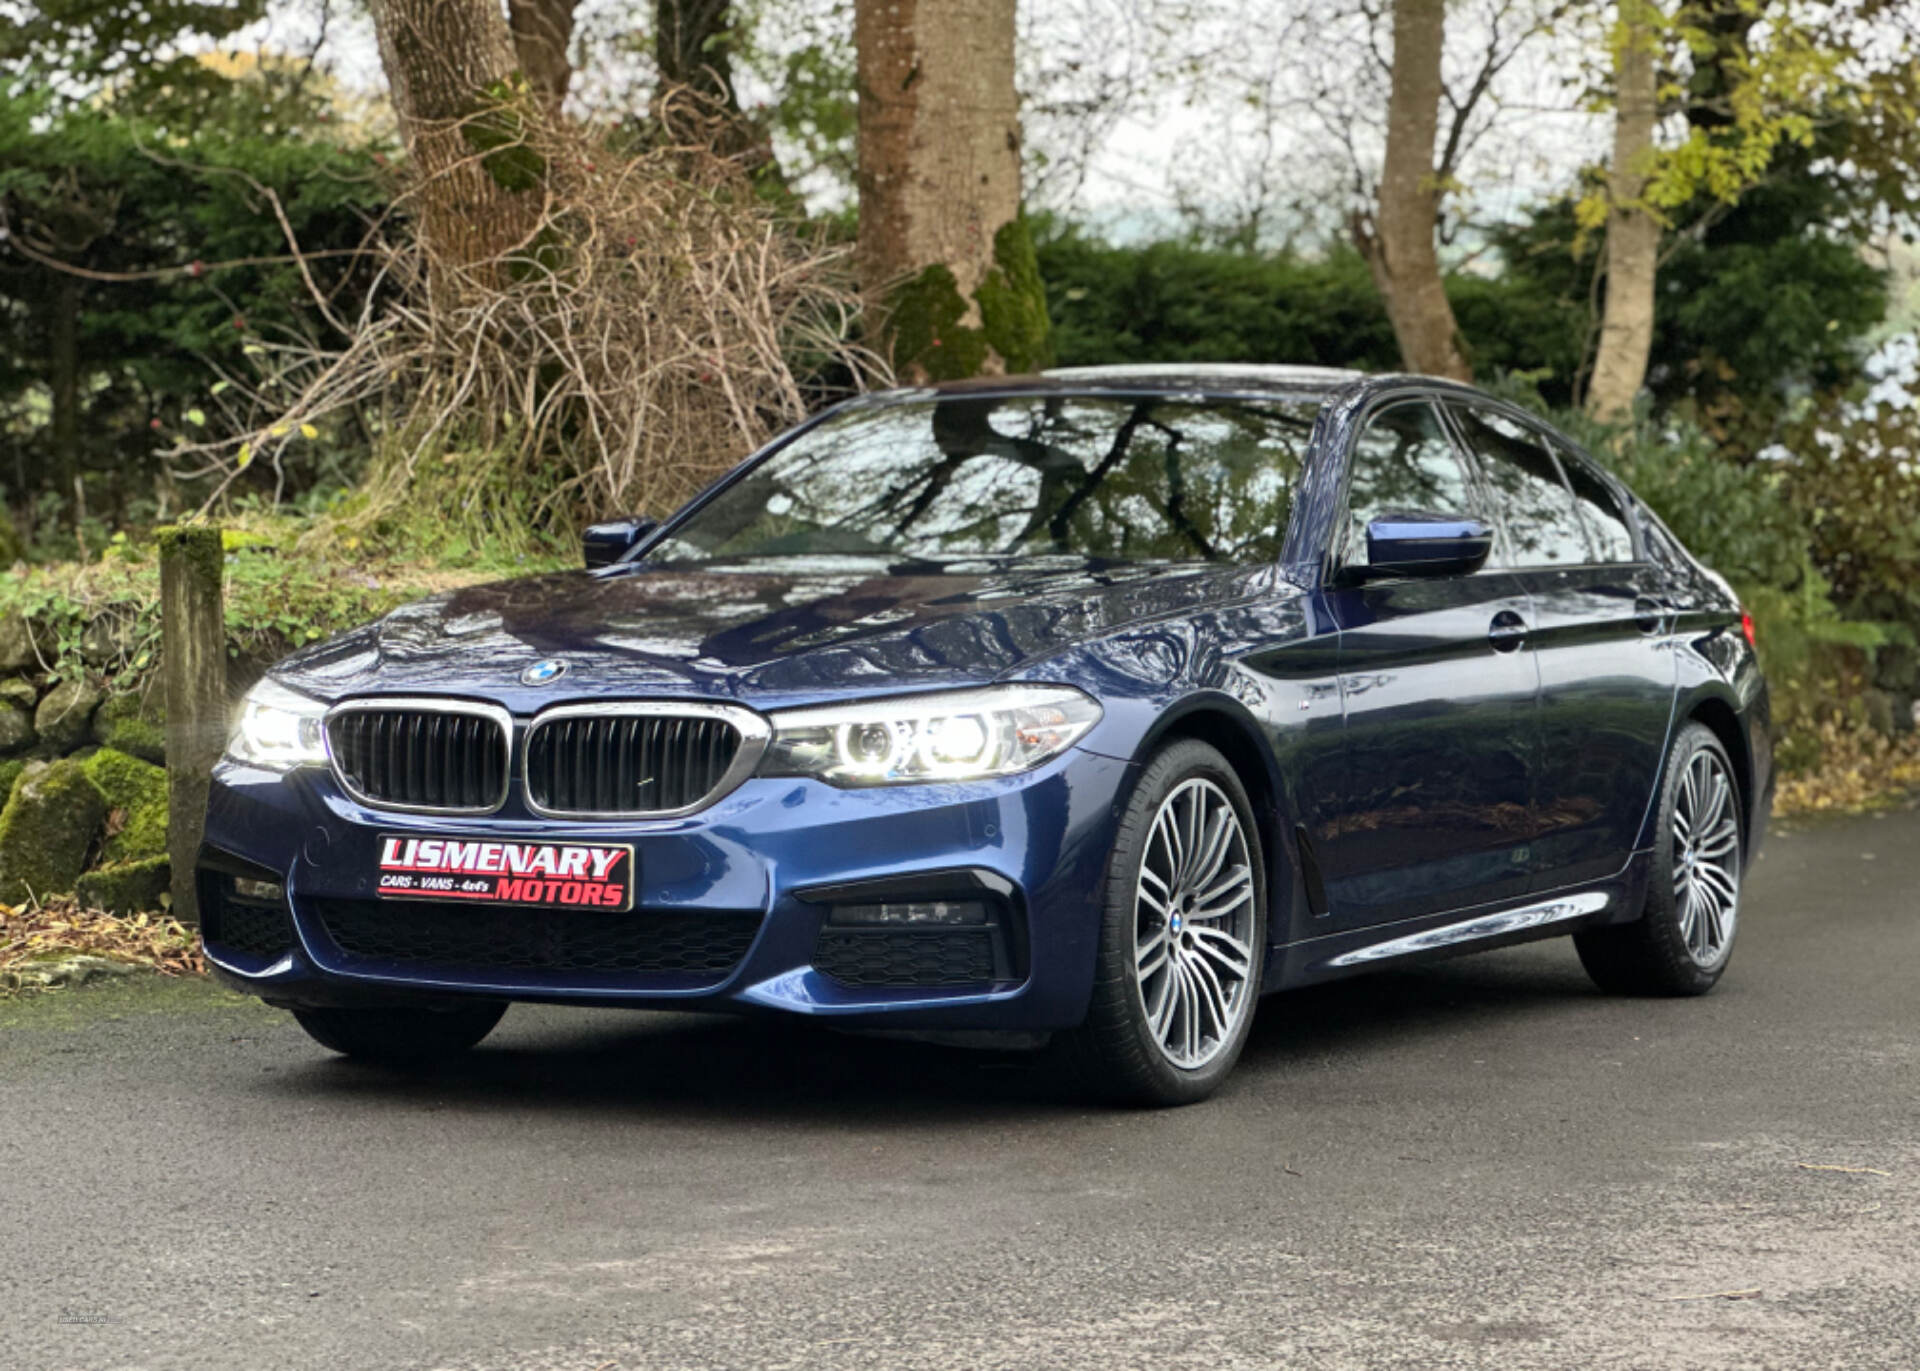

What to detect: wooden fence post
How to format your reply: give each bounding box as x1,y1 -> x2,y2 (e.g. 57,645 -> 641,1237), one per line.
159,525 -> 226,926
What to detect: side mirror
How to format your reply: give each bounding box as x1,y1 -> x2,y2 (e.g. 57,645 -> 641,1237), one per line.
1360,513 -> 1493,579
582,516 -> 659,569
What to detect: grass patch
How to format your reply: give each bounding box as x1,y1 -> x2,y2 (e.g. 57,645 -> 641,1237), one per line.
1,502 -> 570,691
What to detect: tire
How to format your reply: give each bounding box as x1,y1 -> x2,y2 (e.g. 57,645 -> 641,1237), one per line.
1575,721 -> 1742,996
292,1001 -> 508,1064
1060,739 -> 1268,1106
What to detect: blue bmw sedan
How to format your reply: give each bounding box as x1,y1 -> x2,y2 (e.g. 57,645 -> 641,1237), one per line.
201,366 -> 1772,1104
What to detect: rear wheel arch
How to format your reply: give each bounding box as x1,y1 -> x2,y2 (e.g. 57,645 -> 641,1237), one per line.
1686,694 -> 1752,842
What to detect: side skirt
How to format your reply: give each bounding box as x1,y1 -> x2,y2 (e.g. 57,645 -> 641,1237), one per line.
1265,851 -> 1650,992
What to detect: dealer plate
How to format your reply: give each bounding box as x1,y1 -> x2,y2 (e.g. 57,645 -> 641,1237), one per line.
376,836 -> 634,912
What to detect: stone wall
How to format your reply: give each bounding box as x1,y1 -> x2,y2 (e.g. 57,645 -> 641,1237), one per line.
0,617 -> 170,914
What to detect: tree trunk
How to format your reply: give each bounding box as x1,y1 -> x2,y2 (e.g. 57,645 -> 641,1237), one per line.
856,0 -> 1047,381
1586,5 -> 1661,424
368,0 -> 540,284
654,0 -> 767,160
508,0 -> 581,109
1352,0 -> 1472,381
48,271 -> 79,524
656,0 -> 739,109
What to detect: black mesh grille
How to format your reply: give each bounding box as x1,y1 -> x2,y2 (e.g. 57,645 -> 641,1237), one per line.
526,713 -> 742,815
813,929 -> 998,988
312,898 -> 760,981
326,708 -> 507,812
203,895 -> 292,962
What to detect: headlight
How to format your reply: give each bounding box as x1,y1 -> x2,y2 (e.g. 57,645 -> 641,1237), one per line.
226,678 -> 329,771
760,685 -> 1102,786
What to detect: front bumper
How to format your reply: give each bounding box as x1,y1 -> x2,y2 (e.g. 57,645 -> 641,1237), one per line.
199,747 -> 1131,1031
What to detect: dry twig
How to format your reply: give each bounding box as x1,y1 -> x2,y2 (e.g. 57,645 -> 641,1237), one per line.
173,94 -> 885,530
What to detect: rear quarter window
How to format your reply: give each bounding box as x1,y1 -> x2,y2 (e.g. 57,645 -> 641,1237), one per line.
1555,444 -> 1637,563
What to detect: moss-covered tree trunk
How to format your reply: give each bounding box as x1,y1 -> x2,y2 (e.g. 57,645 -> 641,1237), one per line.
1586,4 -> 1662,423
368,0 -> 542,291
854,0 -> 1050,382
1352,0 -> 1472,382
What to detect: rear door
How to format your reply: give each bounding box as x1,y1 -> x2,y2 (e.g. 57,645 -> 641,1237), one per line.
1317,397 -> 1541,929
1445,404 -> 1679,891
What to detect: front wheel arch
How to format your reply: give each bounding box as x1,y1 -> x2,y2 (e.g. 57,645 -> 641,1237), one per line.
1119,696 -> 1294,970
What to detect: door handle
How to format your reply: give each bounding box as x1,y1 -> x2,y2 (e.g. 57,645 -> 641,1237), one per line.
1488,610 -> 1529,652
1634,596 -> 1673,635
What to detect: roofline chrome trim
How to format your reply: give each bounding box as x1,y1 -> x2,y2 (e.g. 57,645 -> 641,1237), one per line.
521,700 -> 772,822
1321,890 -> 1611,970
322,697 -> 515,817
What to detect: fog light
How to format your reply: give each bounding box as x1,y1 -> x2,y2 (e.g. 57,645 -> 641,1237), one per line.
828,900 -> 989,927
231,876 -> 285,903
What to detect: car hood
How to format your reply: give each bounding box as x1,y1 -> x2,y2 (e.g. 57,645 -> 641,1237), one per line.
271,558 -> 1291,710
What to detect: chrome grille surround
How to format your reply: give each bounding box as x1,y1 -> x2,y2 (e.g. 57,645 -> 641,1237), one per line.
323,698 -> 514,816
522,701 -> 772,820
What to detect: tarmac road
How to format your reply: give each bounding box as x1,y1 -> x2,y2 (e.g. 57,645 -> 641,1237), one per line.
3,805 -> 1916,1371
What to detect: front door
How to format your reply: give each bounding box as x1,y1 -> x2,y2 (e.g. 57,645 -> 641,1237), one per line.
1317,398 -> 1542,929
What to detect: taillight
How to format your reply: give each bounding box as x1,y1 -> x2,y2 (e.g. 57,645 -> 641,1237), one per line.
1740,611 -> 1756,648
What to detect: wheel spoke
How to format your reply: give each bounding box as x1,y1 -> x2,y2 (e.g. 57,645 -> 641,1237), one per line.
1149,965 -> 1179,1043
1190,804 -> 1235,893
1137,929 -> 1169,976
1703,771 -> 1730,834
1695,859 -> 1738,906
1192,925 -> 1253,979
1188,954 -> 1231,1044
1189,864 -> 1253,921
1702,888 -> 1726,955
1696,818 -> 1739,859
1175,791 -> 1190,887
1182,964 -> 1205,1061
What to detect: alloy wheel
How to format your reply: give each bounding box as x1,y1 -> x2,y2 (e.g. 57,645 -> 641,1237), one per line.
1672,748 -> 1740,968
1134,777 -> 1258,1069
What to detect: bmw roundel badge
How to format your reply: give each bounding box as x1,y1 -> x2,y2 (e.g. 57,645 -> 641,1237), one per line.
521,659 -> 569,686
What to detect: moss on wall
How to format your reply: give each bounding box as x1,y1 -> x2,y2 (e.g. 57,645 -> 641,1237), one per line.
92,693 -> 166,766
75,855 -> 171,916
80,748 -> 168,865
0,758 -> 106,904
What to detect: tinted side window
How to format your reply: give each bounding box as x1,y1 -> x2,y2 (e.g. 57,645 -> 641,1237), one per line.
1556,444 -> 1636,562
1448,405 -> 1586,568
1342,400 -> 1477,567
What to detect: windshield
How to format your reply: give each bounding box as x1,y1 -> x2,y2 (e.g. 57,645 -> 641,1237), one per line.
650,392 -> 1324,566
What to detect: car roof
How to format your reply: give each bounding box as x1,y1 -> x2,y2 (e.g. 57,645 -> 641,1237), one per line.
866,363 -> 1480,406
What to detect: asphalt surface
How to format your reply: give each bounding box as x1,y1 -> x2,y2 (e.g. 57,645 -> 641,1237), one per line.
3,806 -> 1917,1371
